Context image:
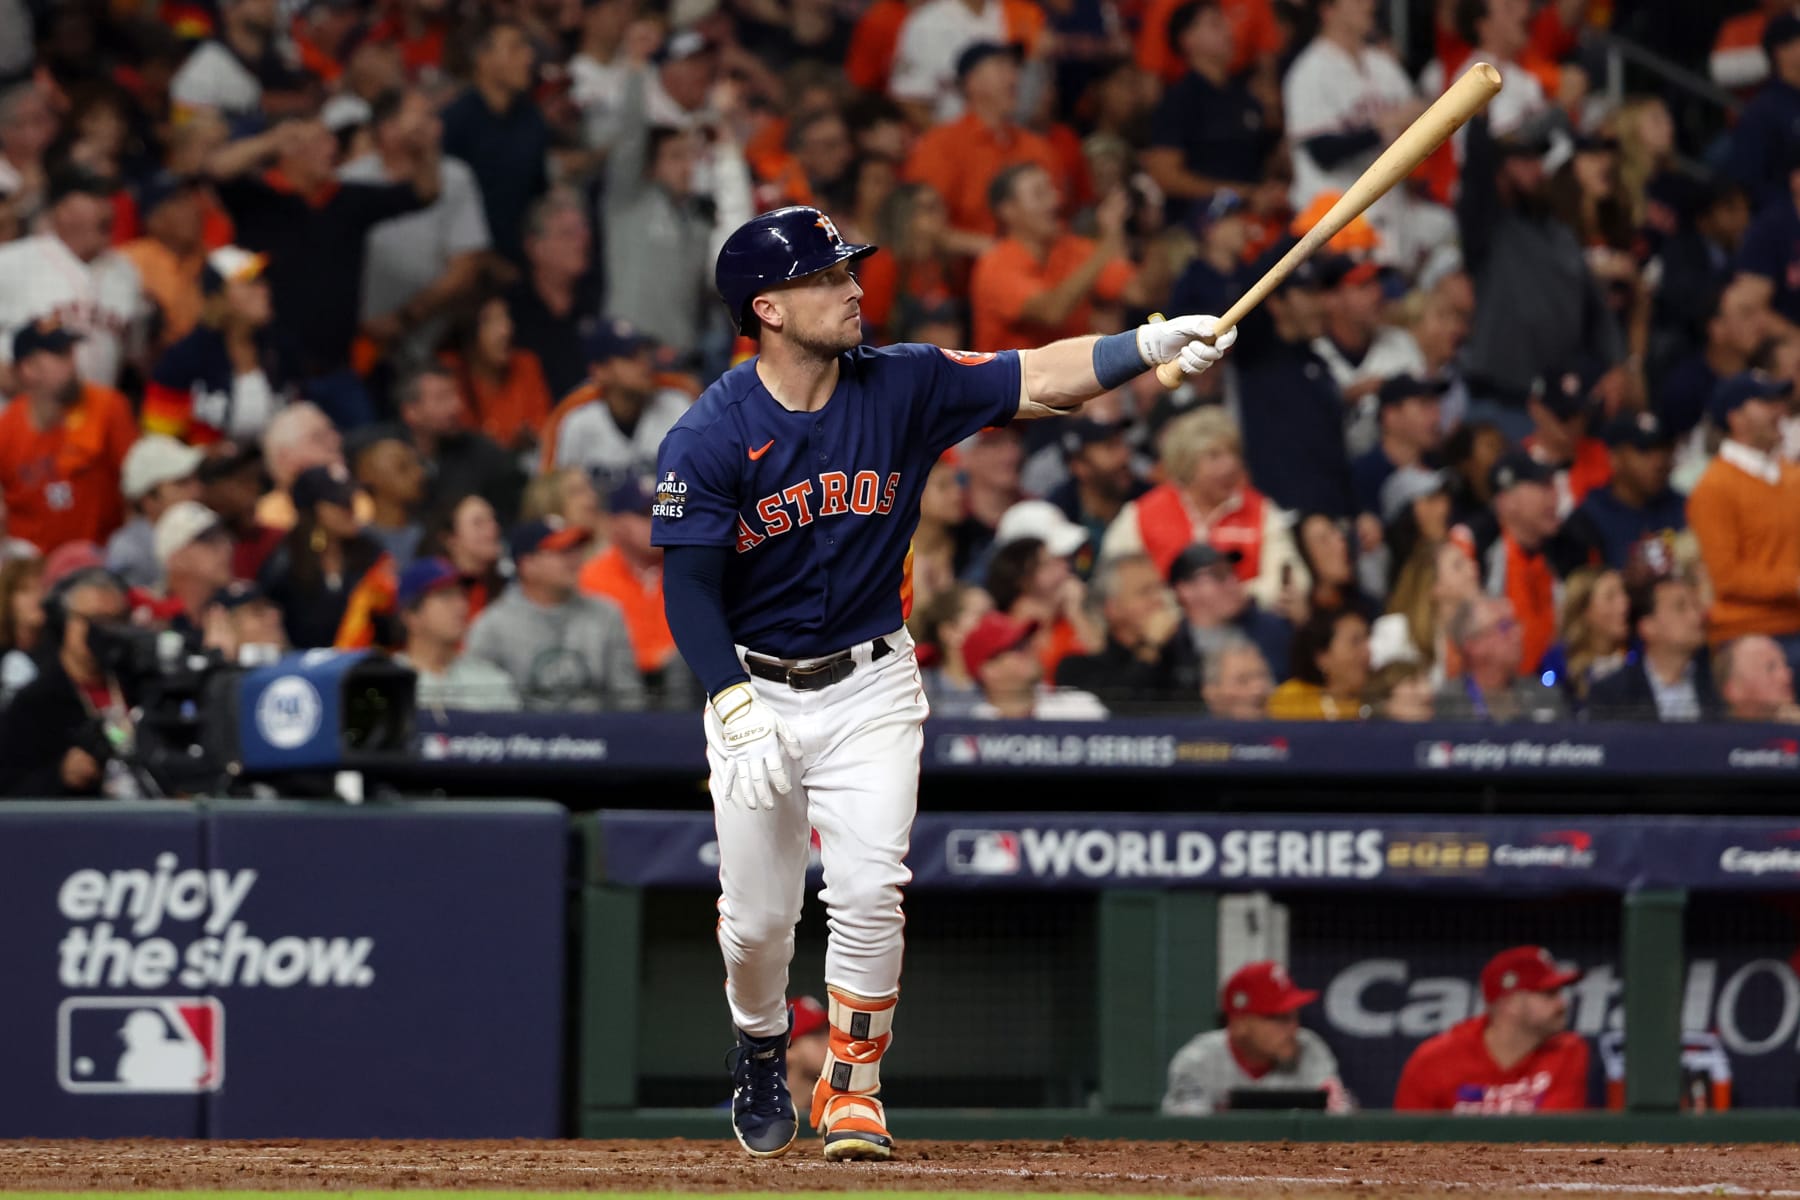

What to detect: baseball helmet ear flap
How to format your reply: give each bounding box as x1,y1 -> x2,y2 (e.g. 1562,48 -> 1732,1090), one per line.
715,206 -> 879,336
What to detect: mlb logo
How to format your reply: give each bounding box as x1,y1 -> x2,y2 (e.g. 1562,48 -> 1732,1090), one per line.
946,830 -> 1021,876
940,735 -> 979,765
1418,742 -> 1453,769
58,997 -> 224,1094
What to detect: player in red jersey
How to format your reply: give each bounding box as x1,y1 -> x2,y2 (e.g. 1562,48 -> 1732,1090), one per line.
1394,945 -> 1590,1113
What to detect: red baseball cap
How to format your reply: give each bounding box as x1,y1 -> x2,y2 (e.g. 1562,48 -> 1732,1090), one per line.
1481,945 -> 1582,1004
961,611 -> 1039,676
789,995 -> 828,1040
1221,961 -> 1318,1018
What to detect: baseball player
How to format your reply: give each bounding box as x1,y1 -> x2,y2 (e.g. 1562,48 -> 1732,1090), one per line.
653,205 -> 1235,1161
1161,961 -> 1353,1115
1394,944 -> 1590,1113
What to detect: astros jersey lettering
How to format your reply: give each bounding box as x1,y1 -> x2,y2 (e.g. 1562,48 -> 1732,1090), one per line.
651,342 -> 1021,656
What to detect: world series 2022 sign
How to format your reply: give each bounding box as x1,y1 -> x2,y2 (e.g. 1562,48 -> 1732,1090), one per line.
0,801 -> 568,1138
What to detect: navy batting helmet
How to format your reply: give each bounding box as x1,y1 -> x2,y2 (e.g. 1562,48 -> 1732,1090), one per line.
715,206 -> 877,335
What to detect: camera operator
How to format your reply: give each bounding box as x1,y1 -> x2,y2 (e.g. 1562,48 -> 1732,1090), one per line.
0,567 -> 134,797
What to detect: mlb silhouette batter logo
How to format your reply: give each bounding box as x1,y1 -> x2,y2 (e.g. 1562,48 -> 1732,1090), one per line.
58,997 -> 224,1093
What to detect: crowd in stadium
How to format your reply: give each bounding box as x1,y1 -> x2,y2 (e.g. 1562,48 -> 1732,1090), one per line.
1,0 -> 1799,793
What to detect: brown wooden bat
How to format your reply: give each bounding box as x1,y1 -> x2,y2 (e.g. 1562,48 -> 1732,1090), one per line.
1154,60 -> 1504,389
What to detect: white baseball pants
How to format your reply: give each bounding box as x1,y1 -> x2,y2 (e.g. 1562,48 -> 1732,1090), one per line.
710,628 -> 926,1038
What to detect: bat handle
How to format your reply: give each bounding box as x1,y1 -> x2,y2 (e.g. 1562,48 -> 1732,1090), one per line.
1152,321 -> 1234,389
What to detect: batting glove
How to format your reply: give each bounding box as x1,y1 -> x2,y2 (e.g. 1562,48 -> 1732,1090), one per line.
705,682 -> 802,811
1136,315 -> 1239,374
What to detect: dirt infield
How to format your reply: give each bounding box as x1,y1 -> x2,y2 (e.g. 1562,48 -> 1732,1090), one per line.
1,1140 -> 1798,1196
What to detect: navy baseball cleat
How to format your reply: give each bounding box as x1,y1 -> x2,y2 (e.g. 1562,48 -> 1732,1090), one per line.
727,1027 -> 797,1158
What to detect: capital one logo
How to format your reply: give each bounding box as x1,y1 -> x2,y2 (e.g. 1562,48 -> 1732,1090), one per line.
58,997 -> 224,1093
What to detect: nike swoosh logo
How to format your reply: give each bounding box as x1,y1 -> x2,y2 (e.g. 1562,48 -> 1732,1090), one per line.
748,440 -> 775,461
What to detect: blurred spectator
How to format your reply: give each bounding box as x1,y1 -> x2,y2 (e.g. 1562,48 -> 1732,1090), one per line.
1652,183 -> 1751,355
506,188 -> 601,399
1736,153 -> 1800,328
1394,945 -> 1588,1113
1137,0 -> 1280,88
1163,961 -> 1349,1116
1267,608 -> 1370,721
1365,659 -> 1435,721
1141,0 -> 1270,224
351,431 -> 426,568
257,464 -> 385,649
416,493 -> 508,620
1168,541 -> 1292,682
1296,513 -> 1376,621
579,476 -> 698,710
257,401 -> 347,531
544,319 -> 690,482
1711,0 -> 1792,94
1549,134 -> 1636,260
1047,419 -> 1146,569
1538,566 -> 1628,702
342,87 -> 495,369
1200,633 -> 1274,718
1562,412 -> 1686,571
1687,372 -> 1800,656
143,246 -> 285,448
117,173 -> 209,348
441,294 -> 552,453
911,581 -> 992,717
1657,278 -> 1770,449
958,426 -> 1023,555
153,501 -> 234,629
786,995 -> 832,1103
1459,118 -> 1623,440
909,453 -> 974,614
520,466 -> 603,532
1235,255 -> 1355,517
396,365 -> 524,523
203,579 -> 288,665
108,436 -> 204,589
985,510 -> 1105,678
466,517 -> 644,711
0,170 -> 150,391
1398,273 -> 1474,425
1057,553 -> 1195,713
1435,596 -> 1568,722
1387,537 -> 1481,685
1353,376 -> 1446,521
440,19 -> 549,269
603,52 -> 750,361
1443,419 -> 1508,528
858,183 -> 959,341
0,322 -> 137,554
1523,361 -> 1611,516
1317,259 -> 1428,459
889,1 -> 1043,125
1725,13 -> 1800,209
0,551 -> 44,706
200,444 -> 282,580
963,610 -> 1107,719
1716,633 -> 1800,721
0,566 -> 132,797
1479,451 -> 1565,674
206,116 -> 440,428
0,83 -> 54,223
903,43 -> 1062,251
169,0 -> 315,121
1373,464 -> 1453,601
1589,576 -> 1718,722
847,0 -> 914,95
970,164 -> 1155,353
1168,190 -> 1254,318
395,556 -> 521,712
1102,407 -> 1307,611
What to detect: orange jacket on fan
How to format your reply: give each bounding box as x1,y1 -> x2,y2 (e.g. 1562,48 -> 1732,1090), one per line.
579,545 -> 676,674
0,385 -> 139,552
334,555 -> 398,650
1497,531 -> 1558,677
846,0 -> 913,93
1136,0 -> 1281,84
1133,481 -> 1269,585
904,113 -> 1066,238
1686,453 -> 1800,643
969,234 -> 1135,351
1395,1015 -> 1589,1113
441,349 -> 554,450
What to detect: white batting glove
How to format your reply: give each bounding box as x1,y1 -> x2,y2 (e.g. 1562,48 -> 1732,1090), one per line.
705,682 -> 801,811
1135,315 -> 1239,374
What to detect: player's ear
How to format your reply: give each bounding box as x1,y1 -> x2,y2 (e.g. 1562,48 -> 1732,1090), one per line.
750,293 -> 784,333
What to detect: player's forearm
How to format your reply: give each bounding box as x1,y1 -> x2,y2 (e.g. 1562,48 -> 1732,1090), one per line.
1017,335 -> 1106,418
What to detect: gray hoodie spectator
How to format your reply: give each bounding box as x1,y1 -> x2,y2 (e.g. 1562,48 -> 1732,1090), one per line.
465,516 -> 645,711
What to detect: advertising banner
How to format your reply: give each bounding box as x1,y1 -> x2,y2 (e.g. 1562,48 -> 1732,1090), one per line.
0,801 -> 567,1138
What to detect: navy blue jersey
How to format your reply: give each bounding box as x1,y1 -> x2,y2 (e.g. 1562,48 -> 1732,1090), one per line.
652,343 -> 1021,657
